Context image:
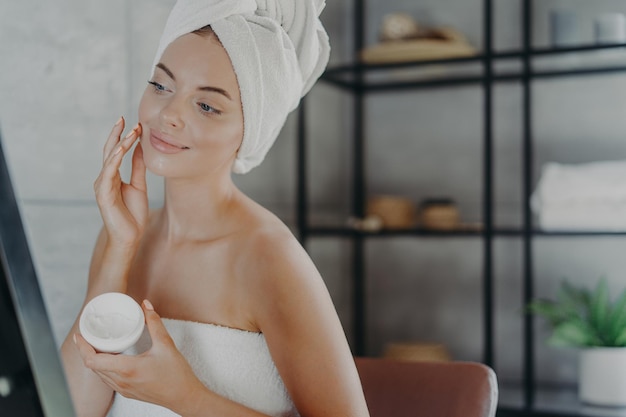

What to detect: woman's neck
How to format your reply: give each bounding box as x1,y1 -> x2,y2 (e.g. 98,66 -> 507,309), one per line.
157,175 -> 242,242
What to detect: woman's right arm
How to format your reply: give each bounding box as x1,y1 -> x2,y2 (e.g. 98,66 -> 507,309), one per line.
60,228 -> 133,416
60,118 -> 148,417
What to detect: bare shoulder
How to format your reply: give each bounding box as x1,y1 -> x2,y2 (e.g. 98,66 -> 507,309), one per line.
235,209 -> 318,289
231,205 -> 369,416
231,203 -> 328,315
233,210 -> 337,331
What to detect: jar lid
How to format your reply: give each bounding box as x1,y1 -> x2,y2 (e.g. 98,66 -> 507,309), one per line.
79,292 -> 145,353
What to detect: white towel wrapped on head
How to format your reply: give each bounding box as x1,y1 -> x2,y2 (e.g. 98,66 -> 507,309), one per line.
152,0 -> 331,174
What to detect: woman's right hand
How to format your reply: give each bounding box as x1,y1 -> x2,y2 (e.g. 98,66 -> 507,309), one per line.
60,118 -> 149,416
94,117 -> 148,250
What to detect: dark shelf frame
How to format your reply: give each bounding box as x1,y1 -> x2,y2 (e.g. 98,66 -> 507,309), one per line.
322,43 -> 626,92
521,0 -> 535,408
295,1 -> 626,416
497,409 -> 597,417
324,42 -> 626,75
304,227 -> 626,238
322,62 -> 626,92
322,64 -> 626,92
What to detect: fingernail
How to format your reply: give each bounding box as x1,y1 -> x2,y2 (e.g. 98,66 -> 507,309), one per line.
143,299 -> 154,311
115,116 -> 123,126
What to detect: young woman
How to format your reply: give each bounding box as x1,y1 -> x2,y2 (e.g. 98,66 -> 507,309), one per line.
60,1 -> 370,417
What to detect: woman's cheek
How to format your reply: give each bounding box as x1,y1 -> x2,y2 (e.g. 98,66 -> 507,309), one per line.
137,91 -> 151,123
138,89 -> 162,124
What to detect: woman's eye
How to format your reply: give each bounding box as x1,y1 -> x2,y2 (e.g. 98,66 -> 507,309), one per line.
148,80 -> 167,93
199,102 -> 221,115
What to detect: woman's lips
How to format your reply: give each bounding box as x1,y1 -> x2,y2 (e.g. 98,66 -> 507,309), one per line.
148,131 -> 189,154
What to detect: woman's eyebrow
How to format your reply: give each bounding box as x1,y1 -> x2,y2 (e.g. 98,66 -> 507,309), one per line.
156,63 -> 175,80
198,86 -> 232,101
156,62 -> 232,101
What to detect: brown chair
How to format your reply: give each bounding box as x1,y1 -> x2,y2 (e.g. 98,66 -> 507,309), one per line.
355,357 -> 498,417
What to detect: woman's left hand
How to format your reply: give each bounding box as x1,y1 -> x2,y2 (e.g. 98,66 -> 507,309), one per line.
74,300 -> 206,413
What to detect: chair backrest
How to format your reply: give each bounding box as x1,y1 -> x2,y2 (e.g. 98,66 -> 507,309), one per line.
354,357 -> 498,417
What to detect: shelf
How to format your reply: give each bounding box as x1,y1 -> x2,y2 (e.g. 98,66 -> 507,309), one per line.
498,385 -> 626,417
302,226 -> 626,238
297,1 -> 626,411
305,226 -> 483,237
325,43 -> 626,74
531,230 -> 626,237
322,43 -> 626,92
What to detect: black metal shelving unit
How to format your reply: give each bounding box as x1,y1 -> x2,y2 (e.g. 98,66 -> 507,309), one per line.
296,1 -> 626,416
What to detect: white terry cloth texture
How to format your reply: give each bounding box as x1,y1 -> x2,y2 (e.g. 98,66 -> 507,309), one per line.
108,318 -> 299,417
152,0 -> 331,174
537,203 -> 626,231
531,160 -> 626,230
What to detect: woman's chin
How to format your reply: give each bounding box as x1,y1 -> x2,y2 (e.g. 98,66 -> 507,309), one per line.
142,152 -> 202,179
142,151 -> 174,178
140,141 -> 235,179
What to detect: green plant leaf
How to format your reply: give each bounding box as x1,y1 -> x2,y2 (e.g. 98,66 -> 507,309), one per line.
528,278 -> 626,347
559,280 -> 591,308
590,278 -> 610,343
614,326 -> 626,347
608,288 -> 626,345
555,281 -> 592,323
527,300 -> 565,326
548,320 -> 596,347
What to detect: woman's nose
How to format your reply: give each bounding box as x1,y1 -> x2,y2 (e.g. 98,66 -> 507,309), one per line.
159,98 -> 185,129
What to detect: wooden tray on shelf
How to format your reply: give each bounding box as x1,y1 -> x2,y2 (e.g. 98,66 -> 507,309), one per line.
361,27 -> 477,64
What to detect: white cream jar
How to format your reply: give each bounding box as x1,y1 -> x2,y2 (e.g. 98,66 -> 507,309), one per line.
79,292 -> 145,353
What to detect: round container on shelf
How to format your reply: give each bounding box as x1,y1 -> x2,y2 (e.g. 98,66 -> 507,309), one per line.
366,195 -> 417,229
594,13 -> 626,45
383,342 -> 452,363
550,9 -> 580,47
419,198 -> 460,230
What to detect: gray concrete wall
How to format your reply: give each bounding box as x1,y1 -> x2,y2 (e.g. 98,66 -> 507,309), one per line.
2,0 -> 626,393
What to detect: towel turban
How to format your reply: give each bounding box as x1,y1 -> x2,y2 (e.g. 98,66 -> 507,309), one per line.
151,0 -> 331,174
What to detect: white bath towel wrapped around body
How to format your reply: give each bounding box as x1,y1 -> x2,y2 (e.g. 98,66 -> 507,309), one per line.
107,319 -> 299,417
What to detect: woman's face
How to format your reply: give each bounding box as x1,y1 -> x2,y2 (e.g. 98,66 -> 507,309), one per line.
138,33 -> 243,179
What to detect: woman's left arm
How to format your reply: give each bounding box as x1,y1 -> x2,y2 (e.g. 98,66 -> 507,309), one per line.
247,236 -> 370,417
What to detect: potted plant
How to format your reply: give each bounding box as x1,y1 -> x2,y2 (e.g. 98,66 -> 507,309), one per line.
528,278 -> 626,406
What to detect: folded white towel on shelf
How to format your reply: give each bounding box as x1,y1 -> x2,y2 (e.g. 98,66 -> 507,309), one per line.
152,0 -> 331,174
532,160 -> 626,231
532,160 -> 626,207
536,203 -> 626,231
